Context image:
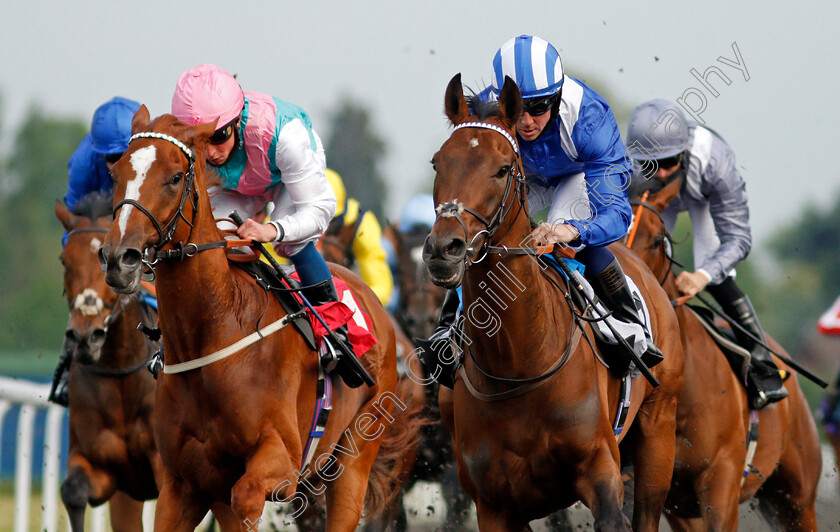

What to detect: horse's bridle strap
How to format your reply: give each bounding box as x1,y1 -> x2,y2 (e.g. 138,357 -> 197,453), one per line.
163,310 -> 306,374
453,122 -> 519,154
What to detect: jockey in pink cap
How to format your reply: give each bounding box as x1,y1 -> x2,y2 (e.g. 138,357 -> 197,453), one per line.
171,64 -> 365,388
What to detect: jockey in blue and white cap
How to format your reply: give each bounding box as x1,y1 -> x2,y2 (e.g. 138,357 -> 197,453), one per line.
481,35 -> 661,363
420,36 -> 662,382
626,99 -> 787,409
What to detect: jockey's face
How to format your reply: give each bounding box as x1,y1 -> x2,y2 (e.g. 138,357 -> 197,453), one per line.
517,108 -> 553,142
654,153 -> 683,181
206,131 -> 236,167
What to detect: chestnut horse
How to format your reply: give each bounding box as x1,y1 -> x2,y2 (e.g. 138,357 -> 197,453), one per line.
56,191 -> 162,531
423,74 -> 685,531
320,220 -> 473,530
627,178 -> 821,530
99,107 -> 419,531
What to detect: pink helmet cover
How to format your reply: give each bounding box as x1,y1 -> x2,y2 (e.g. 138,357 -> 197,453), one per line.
172,64 -> 244,127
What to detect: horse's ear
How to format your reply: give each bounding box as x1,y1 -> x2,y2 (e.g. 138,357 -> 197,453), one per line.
131,105 -> 151,134
190,120 -> 218,145
384,222 -> 400,253
498,76 -> 522,129
444,73 -> 471,125
649,173 -> 685,211
55,199 -> 77,231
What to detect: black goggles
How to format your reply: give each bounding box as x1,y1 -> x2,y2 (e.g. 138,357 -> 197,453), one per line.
636,154 -> 682,177
523,94 -> 559,116
208,119 -> 238,145
103,152 -> 124,164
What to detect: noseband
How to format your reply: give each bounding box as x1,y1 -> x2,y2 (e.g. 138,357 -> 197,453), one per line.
436,122 -> 527,265
113,132 -> 198,268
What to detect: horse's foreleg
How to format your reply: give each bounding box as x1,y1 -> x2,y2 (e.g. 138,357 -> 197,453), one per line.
574,444 -> 630,532
625,395 -> 678,532
154,473 -> 211,532
474,499 -> 531,532
61,456 -> 117,532
108,490 -> 145,532
230,437 -> 295,531
323,430 -> 382,532
693,461 -> 741,530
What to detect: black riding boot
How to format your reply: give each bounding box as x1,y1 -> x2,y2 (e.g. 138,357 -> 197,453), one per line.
588,259 -> 663,368
415,289 -> 461,389
708,279 -> 788,409
48,346 -> 72,407
303,279 -> 369,388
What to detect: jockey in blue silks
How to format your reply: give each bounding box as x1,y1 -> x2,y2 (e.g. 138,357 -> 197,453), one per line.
63,97 -> 141,242
52,97 -> 147,406
421,36 -> 661,386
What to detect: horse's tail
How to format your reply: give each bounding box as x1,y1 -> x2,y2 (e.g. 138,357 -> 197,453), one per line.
363,374 -> 428,518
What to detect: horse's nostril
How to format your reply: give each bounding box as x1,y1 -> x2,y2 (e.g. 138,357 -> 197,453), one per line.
120,248 -> 142,268
444,238 -> 466,259
65,329 -> 80,345
98,247 -> 108,272
89,329 -> 107,347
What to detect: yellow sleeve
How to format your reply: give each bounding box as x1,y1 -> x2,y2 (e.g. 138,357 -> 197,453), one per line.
352,211 -> 394,306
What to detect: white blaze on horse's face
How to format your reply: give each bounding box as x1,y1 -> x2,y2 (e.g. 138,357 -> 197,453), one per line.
90,237 -> 102,254
119,145 -> 157,238
469,138 -> 479,148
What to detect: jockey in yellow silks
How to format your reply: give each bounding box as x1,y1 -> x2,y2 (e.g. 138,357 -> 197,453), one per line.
324,169 -> 393,307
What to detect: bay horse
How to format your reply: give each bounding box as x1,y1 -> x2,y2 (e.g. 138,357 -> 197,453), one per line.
320,218 -> 472,530
627,177 -> 821,530
55,191 -> 162,531
98,107 -> 420,531
422,74 -> 685,531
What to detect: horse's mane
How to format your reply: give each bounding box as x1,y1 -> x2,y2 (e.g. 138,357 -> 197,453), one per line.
70,190 -> 114,220
465,86 -> 501,121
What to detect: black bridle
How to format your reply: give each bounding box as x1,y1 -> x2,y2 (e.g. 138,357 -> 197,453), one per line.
112,132 -> 199,270
434,121 -> 528,266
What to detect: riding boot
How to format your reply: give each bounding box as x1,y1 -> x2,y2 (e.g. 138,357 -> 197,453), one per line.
715,291 -> 788,409
588,259 -> 663,368
415,289 -> 461,389
48,346 -> 72,407
302,279 -> 367,388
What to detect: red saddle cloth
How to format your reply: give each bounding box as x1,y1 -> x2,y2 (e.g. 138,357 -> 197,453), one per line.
291,274 -> 378,357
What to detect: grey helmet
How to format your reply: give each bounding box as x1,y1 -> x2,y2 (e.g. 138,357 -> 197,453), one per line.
626,99 -> 690,160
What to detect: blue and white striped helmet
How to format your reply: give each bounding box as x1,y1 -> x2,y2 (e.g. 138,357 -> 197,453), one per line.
491,35 -> 564,99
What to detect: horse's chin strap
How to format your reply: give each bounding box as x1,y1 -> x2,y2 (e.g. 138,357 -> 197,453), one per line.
114,132 -> 200,269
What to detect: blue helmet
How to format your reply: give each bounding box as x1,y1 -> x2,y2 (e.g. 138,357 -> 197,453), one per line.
90,97 -> 142,154
491,35 -> 564,99
398,194 -> 436,232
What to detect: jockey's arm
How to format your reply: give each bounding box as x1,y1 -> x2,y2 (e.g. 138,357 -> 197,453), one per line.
572,112 -> 633,247
352,210 -> 394,306
268,120 -> 336,243
695,149 -> 752,286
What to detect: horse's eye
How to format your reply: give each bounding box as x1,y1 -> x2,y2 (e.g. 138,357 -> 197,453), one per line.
430,158 -> 437,172
169,172 -> 183,185
495,165 -> 511,178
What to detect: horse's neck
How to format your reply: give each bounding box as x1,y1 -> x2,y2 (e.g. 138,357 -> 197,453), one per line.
153,206 -> 240,357
461,250 -> 566,377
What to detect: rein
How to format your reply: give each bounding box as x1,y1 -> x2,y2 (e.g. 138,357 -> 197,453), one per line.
439,121 -> 589,401
628,199 -> 683,286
